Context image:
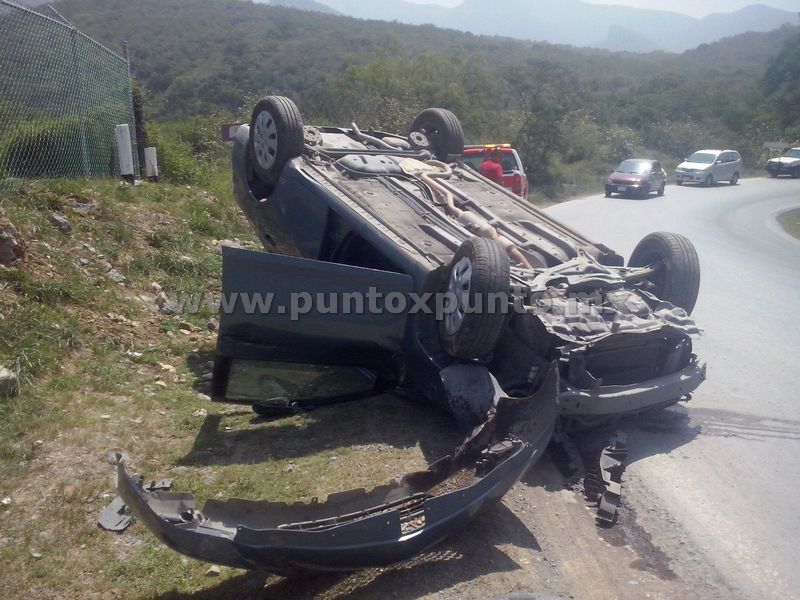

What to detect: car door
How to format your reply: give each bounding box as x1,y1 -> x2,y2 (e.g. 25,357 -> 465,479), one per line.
212,246 -> 415,405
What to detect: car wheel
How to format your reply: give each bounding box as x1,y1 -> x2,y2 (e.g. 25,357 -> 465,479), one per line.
657,182 -> 665,196
248,96 -> 305,186
730,172 -> 739,185
792,167 -> 800,179
676,180 -> 683,186
604,190 -> 612,198
410,108 -> 465,162
703,174 -> 713,187
770,172 -> 778,178
440,237 -> 510,361
629,232 -> 700,314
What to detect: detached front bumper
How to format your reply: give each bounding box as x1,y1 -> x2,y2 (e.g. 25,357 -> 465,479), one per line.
117,368 -> 559,573
558,357 -> 706,417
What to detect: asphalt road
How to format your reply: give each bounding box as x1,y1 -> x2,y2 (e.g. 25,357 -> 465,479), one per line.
547,177 -> 800,600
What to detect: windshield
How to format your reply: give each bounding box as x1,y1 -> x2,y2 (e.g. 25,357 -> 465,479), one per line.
687,152 -> 716,164
462,151 -> 519,173
615,159 -> 652,174
784,149 -> 800,159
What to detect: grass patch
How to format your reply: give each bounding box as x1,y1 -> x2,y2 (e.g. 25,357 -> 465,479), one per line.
778,208 -> 800,240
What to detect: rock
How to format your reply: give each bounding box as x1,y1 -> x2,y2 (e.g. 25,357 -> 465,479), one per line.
30,550 -> 43,560
82,243 -> 98,254
106,269 -> 126,284
154,380 -> 168,389
192,408 -> 208,418
149,281 -> 162,294
50,213 -> 71,233
207,319 -> 218,332
0,213 -> 25,266
283,464 -> 294,473
196,393 -> 211,402
0,366 -> 19,397
71,199 -> 99,216
1,497 -> 11,506
79,258 -> 90,266
154,292 -> 176,316
99,260 -> 113,273
204,565 -> 221,577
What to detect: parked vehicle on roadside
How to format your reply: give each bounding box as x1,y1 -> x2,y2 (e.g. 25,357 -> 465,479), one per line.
462,144 -> 529,197
604,159 -> 667,198
766,147 -> 800,178
118,97 -> 705,575
676,149 -> 741,187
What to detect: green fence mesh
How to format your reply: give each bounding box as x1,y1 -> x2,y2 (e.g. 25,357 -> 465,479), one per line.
0,0 -> 138,180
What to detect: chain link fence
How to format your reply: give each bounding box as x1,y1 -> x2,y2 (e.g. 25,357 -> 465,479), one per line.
0,0 -> 138,180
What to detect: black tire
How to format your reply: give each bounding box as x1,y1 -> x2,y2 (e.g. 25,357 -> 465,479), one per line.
439,237 -> 510,360
657,182 -> 665,196
676,180 -> 683,186
770,172 -> 778,178
703,174 -> 713,187
792,167 -> 800,179
730,172 -> 739,185
248,96 -> 304,186
409,108 -> 465,162
629,232 -> 700,314
604,191 -> 612,198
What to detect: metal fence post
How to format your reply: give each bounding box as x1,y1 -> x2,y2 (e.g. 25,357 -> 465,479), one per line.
70,28 -> 90,178
121,40 -> 139,179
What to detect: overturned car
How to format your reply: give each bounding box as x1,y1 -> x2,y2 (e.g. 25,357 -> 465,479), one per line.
118,97 -> 705,573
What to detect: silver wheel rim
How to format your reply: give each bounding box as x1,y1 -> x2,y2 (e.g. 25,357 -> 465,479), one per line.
444,256 -> 472,335
253,110 -> 278,170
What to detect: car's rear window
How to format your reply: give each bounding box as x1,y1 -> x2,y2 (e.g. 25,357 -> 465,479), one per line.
462,151 -> 519,173
688,152 -> 716,164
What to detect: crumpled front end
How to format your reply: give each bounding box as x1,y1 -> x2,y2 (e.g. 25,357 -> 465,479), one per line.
511,255 -> 706,419
117,365 -> 559,573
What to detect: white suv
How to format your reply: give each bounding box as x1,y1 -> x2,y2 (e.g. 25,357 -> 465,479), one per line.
766,148 -> 800,178
676,149 -> 742,187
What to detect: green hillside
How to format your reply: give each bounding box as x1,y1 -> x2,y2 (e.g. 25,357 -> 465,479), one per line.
53,0 -> 800,192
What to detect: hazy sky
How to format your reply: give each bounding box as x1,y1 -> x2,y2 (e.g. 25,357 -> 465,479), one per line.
401,0 -> 800,19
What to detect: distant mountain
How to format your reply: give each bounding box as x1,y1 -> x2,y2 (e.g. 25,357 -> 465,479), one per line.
252,0 -> 339,14
319,0 -> 797,53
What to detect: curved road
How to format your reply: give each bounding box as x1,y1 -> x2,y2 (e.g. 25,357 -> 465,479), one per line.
548,177 -> 800,600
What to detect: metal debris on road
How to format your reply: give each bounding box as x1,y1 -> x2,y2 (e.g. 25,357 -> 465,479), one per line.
584,432 -> 628,526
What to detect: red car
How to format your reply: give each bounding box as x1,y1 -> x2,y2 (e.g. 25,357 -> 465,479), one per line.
605,159 -> 667,198
462,144 -> 529,197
